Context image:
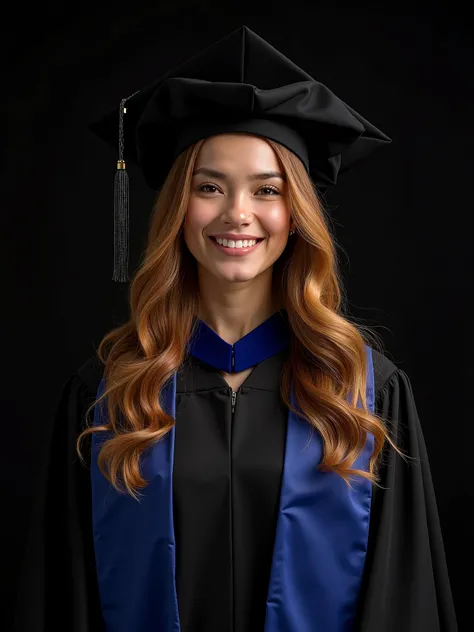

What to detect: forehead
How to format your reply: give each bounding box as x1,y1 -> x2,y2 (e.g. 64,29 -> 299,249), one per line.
195,133 -> 281,170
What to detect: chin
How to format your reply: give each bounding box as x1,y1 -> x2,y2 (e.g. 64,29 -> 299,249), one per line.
216,272 -> 258,283
211,264 -> 261,283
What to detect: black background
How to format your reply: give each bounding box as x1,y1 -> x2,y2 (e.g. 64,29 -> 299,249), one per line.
2,2 -> 472,630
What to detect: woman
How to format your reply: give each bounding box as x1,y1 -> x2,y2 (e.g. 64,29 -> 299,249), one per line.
16,26 -> 457,632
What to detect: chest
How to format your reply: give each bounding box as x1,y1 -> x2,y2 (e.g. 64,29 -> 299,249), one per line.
174,381 -> 288,491
219,366 -> 256,391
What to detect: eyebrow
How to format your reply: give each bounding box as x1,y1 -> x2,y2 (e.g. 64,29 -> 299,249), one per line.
192,167 -> 286,182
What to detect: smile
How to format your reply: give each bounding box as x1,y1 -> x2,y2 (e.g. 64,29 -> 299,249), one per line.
208,236 -> 265,257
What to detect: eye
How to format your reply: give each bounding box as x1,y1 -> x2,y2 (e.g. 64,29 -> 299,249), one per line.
258,185 -> 280,196
198,183 -> 220,194
197,183 -> 280,195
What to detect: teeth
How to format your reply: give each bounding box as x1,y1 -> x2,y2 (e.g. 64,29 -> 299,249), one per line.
215,237 -> 258,248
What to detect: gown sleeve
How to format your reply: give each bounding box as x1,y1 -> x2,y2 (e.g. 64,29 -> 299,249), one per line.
14,373 -> 104,632
356,368 -> 458,632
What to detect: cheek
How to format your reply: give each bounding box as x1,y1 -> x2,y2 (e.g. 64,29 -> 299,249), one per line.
262,206 -> 291,237
185,200 -> 209,231
184,200 -> 214,245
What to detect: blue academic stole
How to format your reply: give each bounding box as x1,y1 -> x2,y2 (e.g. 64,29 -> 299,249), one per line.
91,315 -> 375,631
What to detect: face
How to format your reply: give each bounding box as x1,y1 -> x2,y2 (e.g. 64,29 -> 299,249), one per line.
183,133 -> 292,285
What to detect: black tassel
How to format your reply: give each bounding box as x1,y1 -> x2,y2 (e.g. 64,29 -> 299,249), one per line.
113,162 -> 130,282
112,97 -> 131,282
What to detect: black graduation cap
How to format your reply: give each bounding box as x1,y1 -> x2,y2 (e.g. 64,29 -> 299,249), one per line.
90,25 -> 391,282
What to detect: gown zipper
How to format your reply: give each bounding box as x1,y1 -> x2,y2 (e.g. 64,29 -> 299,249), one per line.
231,345 -> 237,414
230,344 -> 238,414
230,343 -> 236,632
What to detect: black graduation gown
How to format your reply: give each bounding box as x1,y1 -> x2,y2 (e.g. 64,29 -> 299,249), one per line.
14,347 -> 458,632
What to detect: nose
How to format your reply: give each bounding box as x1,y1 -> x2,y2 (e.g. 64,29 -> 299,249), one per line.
221,194 -> 252,226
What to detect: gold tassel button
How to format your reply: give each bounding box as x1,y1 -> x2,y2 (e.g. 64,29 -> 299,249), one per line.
117,159 -> 126,169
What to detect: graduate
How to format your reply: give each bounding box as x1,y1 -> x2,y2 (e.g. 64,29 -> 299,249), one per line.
16,25 -> 457,632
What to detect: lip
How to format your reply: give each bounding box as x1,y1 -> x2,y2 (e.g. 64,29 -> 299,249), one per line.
209,233 -> 265,240
208,235 -> 264,257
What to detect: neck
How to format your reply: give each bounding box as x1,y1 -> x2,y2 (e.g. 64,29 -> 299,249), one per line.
197,266 -> 280,345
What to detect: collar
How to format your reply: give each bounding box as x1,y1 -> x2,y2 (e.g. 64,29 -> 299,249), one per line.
187,309 -> 290,373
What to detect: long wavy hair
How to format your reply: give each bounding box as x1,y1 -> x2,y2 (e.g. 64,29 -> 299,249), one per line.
77,136 -> 401,500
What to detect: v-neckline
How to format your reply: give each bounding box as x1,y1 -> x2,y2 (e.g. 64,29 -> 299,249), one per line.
217,366 -> 257,392
186,309 -> 290,374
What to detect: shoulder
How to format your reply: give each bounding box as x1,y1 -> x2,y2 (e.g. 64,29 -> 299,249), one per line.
74,353 -> 105,397
71,347 -> 400,399
369,346 -> 399,396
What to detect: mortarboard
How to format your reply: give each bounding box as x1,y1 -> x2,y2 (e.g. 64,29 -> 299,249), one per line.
90,25 -> 391,282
